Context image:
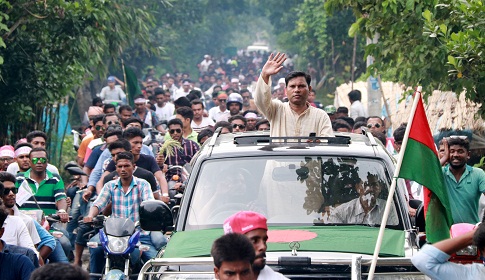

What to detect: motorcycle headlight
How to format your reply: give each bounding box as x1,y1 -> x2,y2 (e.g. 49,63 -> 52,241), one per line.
107,236 -> 130,254
456,245 -> 478,256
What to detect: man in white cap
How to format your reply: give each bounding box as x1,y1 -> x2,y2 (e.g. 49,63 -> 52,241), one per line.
223,211 -> 288,280
174,79 -> 192,101
199,55 -> 212,74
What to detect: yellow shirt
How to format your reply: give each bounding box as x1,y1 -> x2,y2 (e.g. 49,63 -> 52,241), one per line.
254,76 -> 334,137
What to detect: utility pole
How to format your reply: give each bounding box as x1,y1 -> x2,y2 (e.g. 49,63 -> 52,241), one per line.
366,34 -> 381,117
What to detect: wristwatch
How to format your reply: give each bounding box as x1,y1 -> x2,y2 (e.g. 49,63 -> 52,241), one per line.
58,209 -> 67,213
162,193 -> 169,197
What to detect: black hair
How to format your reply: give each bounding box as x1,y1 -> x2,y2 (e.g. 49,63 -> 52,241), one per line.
367,116 -> 384,125
122,127 -> 145,140
229,115 -> 247,126
285,71 -> 311,86
176,106 -> 194,122
337,116 -> 355,128
348,90 -> 362,102
211,233 -> 255,269
174,97 -> 191,108
198,128 -> 214,144
353,121 -> 367,131
154,87 -> 165,96
371,131 -> 387,145
118,105 -> 133,114
92,114 -> 105,125
115,151 -> 134,163
103,125 -> 123,139
14,142 -> 33,151
26,131 -> 47,143
188,89 -> 202,99
29,147 -> 47,158
122,117 -> 144,128
92,97 -> 103,106
447,137 -> 470,151
393,123 -> 407,142
108,139 -> 132,152
474,222 -> 485,253
214,121 -> 233,133
240,89 -> 251,95
337,107 -> 349,114
103,104 -> 116,113
355,116 -> 367,123
255,119 -> 270,130
0,203 -> 8,228
191,99 -> 205,109
0,171 -> 17,184
168,118 -> 184,128
102,113 -> 121,124
332,119 -> 352,131
30,263 -> 90,280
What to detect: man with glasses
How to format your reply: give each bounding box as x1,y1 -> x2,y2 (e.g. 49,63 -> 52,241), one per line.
76,114 -> 105,166
229,115 -> 247,133
439,136 -> 485,224
160,119 -> 200,181
15,148 -> 69,221
366,116 -> 386,134
209,92 -> 230,122
164,106 -> 199,144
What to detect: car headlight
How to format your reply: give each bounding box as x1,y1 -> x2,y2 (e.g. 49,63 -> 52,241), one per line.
107,236 -> 130,254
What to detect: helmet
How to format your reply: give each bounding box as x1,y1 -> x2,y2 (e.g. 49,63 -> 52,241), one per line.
227,93 -> 243,110
324,105 -> 336,115
139,200 -> 173,232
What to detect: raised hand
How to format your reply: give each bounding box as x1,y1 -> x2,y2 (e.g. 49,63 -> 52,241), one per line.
261,52 -> 287,84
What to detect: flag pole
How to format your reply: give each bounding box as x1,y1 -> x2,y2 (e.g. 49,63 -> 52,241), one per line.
367,86 -> 422,280
121,58 -> 129,103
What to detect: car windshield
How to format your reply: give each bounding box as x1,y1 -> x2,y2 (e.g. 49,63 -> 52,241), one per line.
186,156 -> 402,230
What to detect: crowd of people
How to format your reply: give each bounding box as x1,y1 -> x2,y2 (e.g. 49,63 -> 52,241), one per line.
0,51 -> 484,279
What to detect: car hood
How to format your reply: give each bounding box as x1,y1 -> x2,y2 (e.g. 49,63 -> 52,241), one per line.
163,225 -> 405,258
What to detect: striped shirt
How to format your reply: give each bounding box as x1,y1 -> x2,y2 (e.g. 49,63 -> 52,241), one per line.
93,176 -> 154,223
254,75 -> 334,137
163,138 -> 199,167
15,170 -> 66,215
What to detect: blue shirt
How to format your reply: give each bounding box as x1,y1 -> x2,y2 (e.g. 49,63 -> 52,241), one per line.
85,144 -> 106,169
443,165 -> 485,223
34,220 -> 56,251
1,240 -> 39,268
0,252 -> 35,280
88,144 -> 155,188
412,244 -> 485,279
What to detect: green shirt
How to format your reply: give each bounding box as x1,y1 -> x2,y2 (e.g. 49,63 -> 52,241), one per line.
15,169 -> 66,215
164,129 -> 199,145
443,165 -> 485,224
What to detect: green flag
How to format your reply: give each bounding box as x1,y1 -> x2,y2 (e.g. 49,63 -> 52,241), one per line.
123,65 -> 142,107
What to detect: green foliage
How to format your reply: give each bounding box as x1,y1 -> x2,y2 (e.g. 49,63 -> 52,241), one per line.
326,0 -> 485,115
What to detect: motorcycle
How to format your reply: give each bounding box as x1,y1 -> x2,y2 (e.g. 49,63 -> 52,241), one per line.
86,200 -> 173,280
166,165 -> 190,211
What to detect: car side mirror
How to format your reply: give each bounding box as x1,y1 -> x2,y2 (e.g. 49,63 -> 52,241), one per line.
139,200 -> 173,232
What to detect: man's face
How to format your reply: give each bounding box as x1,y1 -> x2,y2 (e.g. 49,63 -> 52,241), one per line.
176,114 -> 190,129
241,93 -> 251,106
164,93 -> 171,103
229,103 -> 240,115
167,78 -> 174,86
366,118 -> 385,133
257,124 -> 270,131
169,124 -> 183,142
231,82 -> 239,89
245,118 -> 257,131
105,135 -> 119,145
449,144 -> 469,169
105,115 -> 121,127
220,127 -> 231,134
120,109 -> 133,122
108,81 -> 115,89
110,148 -> 126,161
192,104 -> 204,121
286,77 -> 310,106
135,102 -> 146,113
231,119 -> 246,132
126,122 -> 142,130
2,181 -> 17,208
93,120 -> 105,138
393,140 -> 403,153
0,157 -> 13,171
16,153 -> 31,171
29,150 -> 48,173
214,260 -> 253,280
438,144 -> 446,159
218,98 -> 227,110
183,83 -> 190,91
156,94 -> 165,106
128,136 -> 143,156
30,137 -> 46,148
308,92 -> 316,103
245,229 -> 268,272
357,176 -> 382,210
115,159 -> 134,180
104,107 -> 115,114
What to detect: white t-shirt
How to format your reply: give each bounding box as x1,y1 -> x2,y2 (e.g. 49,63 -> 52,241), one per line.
155,102 -> 175,122
258,265 -> 289,280
99,85 -> 126,102
191,118 -> 215,132
208,106 -> 230,122
2,215 -> 37,252
350,100 -> 367,120
173,89 -> 190,101
12,206 -> 41,245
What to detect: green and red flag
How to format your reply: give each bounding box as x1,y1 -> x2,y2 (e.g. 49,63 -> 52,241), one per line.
397,91 -> 453,243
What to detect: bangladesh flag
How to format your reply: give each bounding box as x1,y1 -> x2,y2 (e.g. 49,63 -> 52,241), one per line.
124,64 -> 143,107
397,94 -> 453,243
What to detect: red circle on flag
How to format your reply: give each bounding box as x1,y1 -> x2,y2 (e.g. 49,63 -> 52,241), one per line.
267,230 -> 318,243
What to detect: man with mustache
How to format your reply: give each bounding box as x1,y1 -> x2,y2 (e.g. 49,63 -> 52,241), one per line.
328,173 -> 398,225
254,52 -> 333,137
223,211 -> 288,280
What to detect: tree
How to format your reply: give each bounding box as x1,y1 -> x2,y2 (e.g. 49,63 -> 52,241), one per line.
326,0 -> 485,115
